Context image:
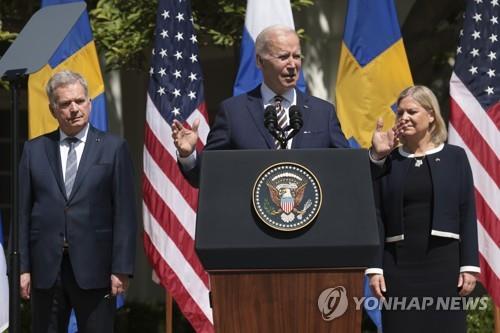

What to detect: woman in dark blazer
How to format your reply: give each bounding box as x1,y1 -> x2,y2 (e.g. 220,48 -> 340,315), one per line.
367,85 -> 480,333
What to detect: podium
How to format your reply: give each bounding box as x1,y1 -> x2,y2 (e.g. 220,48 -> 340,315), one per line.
195,149 -> 379,332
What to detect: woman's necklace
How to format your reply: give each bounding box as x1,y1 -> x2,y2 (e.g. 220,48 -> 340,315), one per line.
414,156 -> 425,167
404,142 -> 434,167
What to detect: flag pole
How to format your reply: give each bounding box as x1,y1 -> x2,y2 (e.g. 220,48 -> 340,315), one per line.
6,69 -> 24,333
166,292 -> 173,333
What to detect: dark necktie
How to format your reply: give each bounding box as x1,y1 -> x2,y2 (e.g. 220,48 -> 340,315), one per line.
274,95 -> 287,149
64,137 -> 79,197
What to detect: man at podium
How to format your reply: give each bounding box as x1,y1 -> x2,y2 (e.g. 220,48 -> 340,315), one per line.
171,25 -> 393,183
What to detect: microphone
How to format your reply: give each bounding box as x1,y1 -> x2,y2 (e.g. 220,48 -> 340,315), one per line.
264,105 -> 278,132
264,105 -> 286,148
286,105 -> 303,140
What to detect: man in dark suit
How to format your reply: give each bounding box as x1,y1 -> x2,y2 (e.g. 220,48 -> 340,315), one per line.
172,25 -> 393,180
19,70 -> 137,332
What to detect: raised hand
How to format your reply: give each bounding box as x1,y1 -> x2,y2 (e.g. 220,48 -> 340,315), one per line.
171,118 -> 200,158
370,118 -> 399,160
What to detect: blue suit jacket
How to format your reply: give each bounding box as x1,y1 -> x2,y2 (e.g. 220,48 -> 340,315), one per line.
19,126 -> 137,289
184,86 -> 349,185
205,86 -> 349,150
372,144 -> 479,271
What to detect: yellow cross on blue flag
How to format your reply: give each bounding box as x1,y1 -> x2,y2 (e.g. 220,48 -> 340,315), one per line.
336,0 -> 413,148
27,0 -> 107,138
336,1 -> 413,329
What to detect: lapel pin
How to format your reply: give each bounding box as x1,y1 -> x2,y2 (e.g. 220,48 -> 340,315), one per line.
304,105 -> 309,109
435,158 -> 440,162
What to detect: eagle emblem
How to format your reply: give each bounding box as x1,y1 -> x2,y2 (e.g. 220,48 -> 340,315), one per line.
253,163 -> 322,231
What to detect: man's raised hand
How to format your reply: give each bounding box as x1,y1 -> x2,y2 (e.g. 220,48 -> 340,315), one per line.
171,118 -> 200,157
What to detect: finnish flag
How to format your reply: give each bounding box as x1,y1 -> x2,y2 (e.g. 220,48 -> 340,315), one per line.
233,0 -> 307,96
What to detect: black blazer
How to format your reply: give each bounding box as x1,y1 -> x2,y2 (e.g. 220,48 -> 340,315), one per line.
372,144 -> 479,271
19,126 -> 138,289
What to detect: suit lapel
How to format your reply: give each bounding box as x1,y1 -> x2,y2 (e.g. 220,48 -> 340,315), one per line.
291,90 -> 312,148
68,126 -> 102,201
246,86 -> 275,148
45,130 -> 67,198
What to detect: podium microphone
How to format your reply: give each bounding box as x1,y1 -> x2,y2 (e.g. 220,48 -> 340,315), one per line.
264,105 -> 286,148
264,105 -> 278,132
286,105 -> 303,140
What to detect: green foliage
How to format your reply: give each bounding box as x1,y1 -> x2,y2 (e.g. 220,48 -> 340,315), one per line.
89,0 -> 314,71
193,0 -> 313,47
0,18 -> 18,90
90,0 -> 157,71
192,0 -> 312,47
466,297 -> 494,333
0,30 -> 17,42
0,0 -> 314,72
191,0 -> 246,48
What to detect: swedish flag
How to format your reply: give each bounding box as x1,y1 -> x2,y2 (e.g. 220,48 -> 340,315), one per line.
28,0 -> 107,138
336,0 -> 413,148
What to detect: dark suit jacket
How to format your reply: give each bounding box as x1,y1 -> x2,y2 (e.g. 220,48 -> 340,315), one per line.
372,144 -> 479,270
206,86 -> 349,150
184,86 -> 350,185
19,126 -> 137,290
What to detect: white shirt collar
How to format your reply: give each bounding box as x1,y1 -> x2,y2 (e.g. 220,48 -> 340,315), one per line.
59,123 -> 90,144
398,143 -> 444,158
260,82 -> 296,106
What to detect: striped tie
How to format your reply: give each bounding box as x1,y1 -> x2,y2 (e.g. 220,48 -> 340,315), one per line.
274,95 -> 287,149
64,137 -> 79,197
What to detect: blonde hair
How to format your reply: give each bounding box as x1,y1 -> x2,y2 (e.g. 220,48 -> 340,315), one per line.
397,85 -> 447,144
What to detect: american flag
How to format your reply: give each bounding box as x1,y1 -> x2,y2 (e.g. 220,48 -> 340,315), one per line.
142,0 -> 213,331
449,0 -> 499,306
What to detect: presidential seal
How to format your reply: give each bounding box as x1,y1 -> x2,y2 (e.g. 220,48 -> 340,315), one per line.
252,162 -> 322,231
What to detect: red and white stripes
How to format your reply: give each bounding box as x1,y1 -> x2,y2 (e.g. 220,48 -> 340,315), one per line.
143,95 -> 214,332
449,72 -> 500,306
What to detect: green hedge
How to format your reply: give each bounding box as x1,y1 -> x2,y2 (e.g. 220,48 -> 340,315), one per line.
466,296 -> 494,333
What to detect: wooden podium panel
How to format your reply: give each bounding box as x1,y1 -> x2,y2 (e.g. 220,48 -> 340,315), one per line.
209,269 -> 364,333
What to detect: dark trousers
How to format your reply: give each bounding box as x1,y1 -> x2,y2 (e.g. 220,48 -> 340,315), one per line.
31,252 -> 116,333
